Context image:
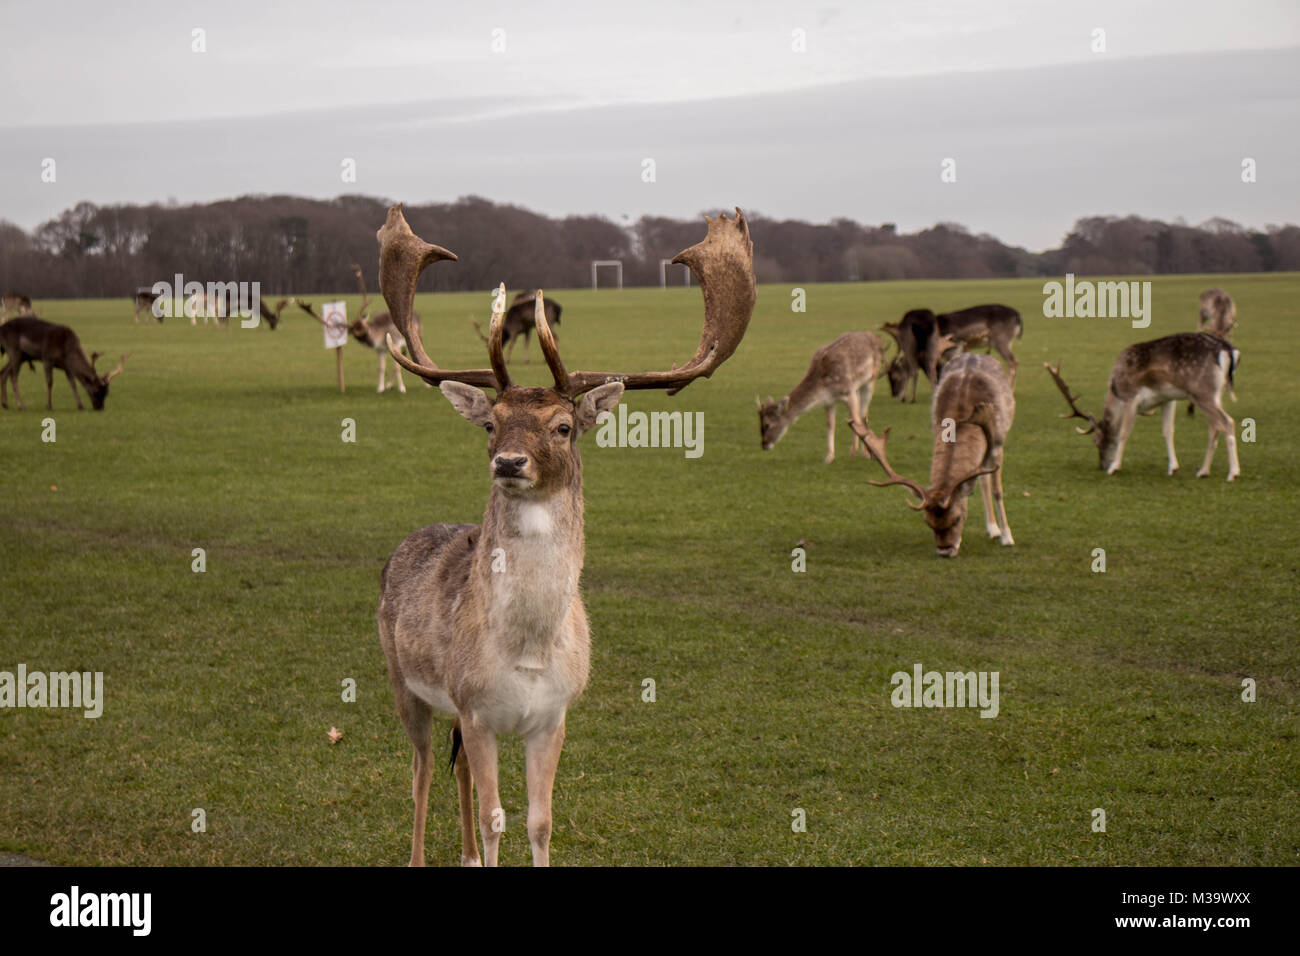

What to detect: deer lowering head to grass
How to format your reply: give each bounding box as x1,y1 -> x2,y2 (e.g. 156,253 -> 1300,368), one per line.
0,316 -> 128,411
851,353 -> 1015,557
473,291 -> 562,364
883,305 -> 1022,401
133,288 -> 162,323
757,331 -> 887,463
1045,332 -> 1240,481
375,203 -> 754,866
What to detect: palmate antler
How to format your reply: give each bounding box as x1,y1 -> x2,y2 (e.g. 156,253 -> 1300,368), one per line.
377,203 -> 755,398
1044,360 -> 1099,434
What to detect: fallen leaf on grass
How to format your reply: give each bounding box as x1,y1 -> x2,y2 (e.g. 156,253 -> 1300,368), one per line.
327,727 -> 343,744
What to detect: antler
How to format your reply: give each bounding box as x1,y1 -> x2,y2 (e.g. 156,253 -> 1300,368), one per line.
378,204 -> 755,399
101,352 -> 130,383
543,208 -> 756,398
294,299 -> 324,325
847,422 -> 927,509
931,332 -> 959,359
375,205 -> 511,391
350,263 -> 371,321
1044,361 -> 1099,435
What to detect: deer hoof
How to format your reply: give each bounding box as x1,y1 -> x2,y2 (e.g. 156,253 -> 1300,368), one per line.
1195,468 -> 1210,478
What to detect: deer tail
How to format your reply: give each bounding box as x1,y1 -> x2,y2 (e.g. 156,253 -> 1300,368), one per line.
448,723 -> 463,774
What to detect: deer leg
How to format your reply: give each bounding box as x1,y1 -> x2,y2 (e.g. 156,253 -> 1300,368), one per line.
1107,405 -> 1139,474
999,343 -> 1018,387
524,719 -> 566,867
452,721 -> 479,866
992,463 -> 1014,545
907,365 -> 919,403
846,389 -> 864,456
397,693 -> 434,867
979,473 -> 1000,539
395,357 -> 406,393
459,720 -> 502,867
377,351 -> 386,392
1194,404 -> 1239,481
1162,401 -> 1180,475
64,369 -> 85,410
7,362 -> 25,411
824,403 -> 836,464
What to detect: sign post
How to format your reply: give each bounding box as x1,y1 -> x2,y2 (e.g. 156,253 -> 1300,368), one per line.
322,301 -> 348,393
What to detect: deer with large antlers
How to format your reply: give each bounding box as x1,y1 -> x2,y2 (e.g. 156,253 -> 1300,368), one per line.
0,316 -> 128,411
1045,332 -> 1240,480
757,331 -> 887,463
375,203 -> 754,866
851,353 -> 1014,557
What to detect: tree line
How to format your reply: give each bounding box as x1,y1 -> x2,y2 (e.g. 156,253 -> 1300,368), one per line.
2,194 -> 1297,299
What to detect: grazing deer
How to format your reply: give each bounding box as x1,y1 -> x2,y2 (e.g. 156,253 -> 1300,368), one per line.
1198,288 -> 1236,340
1045,332 -> 1240,481
884,304 -> 1022,401
3,292 -> 33,318
132,288 -> 161,323
1,316 -> 128,411
851,353 -> 1015,557
757,331 -> 887,463
472,291 -> 562,363
375,204 -> 754,866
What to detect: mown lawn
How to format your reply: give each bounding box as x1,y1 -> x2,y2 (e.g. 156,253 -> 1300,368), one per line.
0,272 -> 1296,865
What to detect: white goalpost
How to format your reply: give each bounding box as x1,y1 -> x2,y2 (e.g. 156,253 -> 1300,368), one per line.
658,259 -> 690,288
591,260 -> 623,290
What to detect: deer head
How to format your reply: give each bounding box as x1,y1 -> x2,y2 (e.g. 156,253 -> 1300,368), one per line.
851,422 -> 994,557
377,203 -> 755,494
756,394 -> 790,450
86,351 -> 129,410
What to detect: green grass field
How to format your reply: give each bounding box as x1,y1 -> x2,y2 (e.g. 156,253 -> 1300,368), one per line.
1,274 -> 1296,866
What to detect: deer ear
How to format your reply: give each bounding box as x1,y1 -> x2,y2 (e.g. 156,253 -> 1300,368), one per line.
439,381 -> 493,427
575,382 -> 624,436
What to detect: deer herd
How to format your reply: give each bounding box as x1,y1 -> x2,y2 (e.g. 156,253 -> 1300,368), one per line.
2,209 -> 1249,866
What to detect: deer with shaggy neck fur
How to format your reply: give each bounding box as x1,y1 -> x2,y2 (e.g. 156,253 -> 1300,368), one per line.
375,204 -> 755,866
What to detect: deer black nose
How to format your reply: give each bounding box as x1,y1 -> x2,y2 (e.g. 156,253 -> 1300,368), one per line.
494,455 -> 528,477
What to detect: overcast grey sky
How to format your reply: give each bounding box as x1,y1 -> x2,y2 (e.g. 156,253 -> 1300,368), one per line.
2,0 -> 1298,249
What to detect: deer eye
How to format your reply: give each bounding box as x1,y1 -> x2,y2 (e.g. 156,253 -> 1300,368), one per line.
556,423 -> 572,437
484,423 -> 494,434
